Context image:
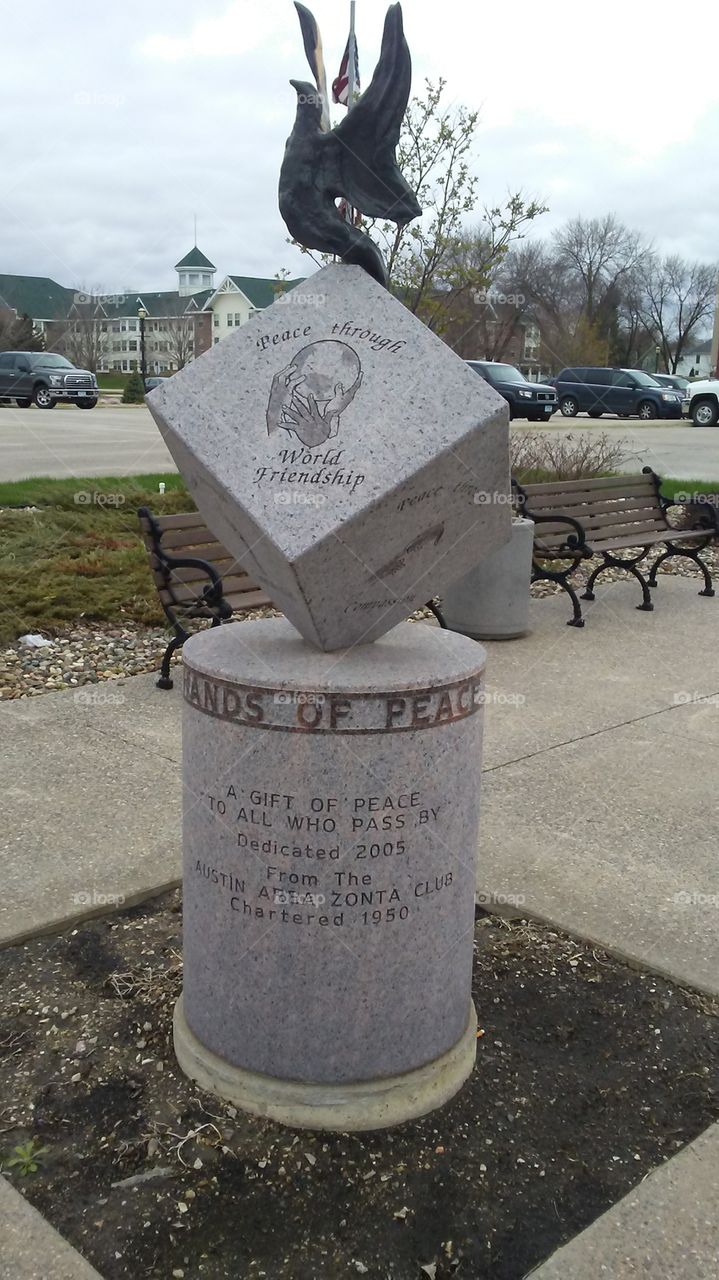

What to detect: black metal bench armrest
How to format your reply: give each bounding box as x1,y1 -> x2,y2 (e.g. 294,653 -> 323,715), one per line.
641,467 -> 719,536
511,478 -> 589,553
138,506 -> 233,621
160,552 -> 234,619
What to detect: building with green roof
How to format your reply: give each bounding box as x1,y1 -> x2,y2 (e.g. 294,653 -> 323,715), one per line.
0,248 -> 305,375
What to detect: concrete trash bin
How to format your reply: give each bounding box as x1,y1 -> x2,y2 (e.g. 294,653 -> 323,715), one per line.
442,516 -> 534,640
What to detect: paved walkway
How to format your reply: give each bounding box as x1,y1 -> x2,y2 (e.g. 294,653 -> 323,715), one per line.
1,573 -> 718,1276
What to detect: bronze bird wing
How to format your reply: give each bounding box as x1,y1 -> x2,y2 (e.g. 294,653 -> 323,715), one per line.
293,2 -> 332,132
331,3 -> 421,226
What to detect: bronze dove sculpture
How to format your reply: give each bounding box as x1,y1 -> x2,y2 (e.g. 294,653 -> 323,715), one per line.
279,2 -> 422,286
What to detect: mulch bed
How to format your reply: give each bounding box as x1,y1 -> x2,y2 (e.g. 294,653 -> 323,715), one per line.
1,893 -> 717,1279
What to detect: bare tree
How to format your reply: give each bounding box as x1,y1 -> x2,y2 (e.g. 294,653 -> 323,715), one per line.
165,315 -> 196,370
636,254 -> 718,372
554,214 -> 648,326
52,310 -> 107,371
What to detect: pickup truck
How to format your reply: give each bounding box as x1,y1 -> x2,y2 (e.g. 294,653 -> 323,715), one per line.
0,351 -> 99,409
682,377 -> 719,427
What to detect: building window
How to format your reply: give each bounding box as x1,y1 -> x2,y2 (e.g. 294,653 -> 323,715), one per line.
227,315 -> 233,326
213,315 -> 219,327
234,312 -> 242,325
112,324 -> 120,333
122,360 -> 128,372
127,320 -> 137,332
213,337 -> 219,344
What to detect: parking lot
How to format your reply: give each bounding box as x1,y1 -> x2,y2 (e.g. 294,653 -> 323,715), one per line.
1,403 -> 719,483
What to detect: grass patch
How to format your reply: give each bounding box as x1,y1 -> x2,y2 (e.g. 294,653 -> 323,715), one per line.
96,373 -> 128,391
0,473 -> 187,510
659,477 -> 719,500
0,474 -> 194,643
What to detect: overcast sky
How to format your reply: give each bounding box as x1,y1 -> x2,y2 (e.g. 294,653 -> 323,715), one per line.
2,0 -> 718,293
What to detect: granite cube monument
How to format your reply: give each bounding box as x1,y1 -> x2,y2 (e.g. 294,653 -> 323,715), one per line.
147,264 -> 510,651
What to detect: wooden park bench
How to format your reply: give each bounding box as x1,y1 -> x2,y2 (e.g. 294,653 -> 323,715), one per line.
138,508 -> 274,689
512,467 -> 719,627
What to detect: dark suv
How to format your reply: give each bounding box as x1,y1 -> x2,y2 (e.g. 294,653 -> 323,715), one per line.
466,361 -> 557,420
0,351 -> 99,409
553,367 -> 682,420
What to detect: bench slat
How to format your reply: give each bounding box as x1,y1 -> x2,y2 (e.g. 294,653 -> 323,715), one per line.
592,528 -> 709,551
153,526 -> 234,553
521,475 -> 656,496
535,516 -> 666,541
521,489 -> 658,515
151,558 -> 245,586
157,587 -> 272,613
158,576 -> 270,605
522,494 -> 662,518
140,510 -> 205,532
224,589 -> 277,611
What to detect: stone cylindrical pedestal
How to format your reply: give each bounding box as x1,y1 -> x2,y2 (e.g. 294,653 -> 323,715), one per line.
174,618 -> 486,1130
442,516 -> 534,640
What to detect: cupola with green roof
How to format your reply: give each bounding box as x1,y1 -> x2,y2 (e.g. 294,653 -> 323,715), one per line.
175,246 -> 216,296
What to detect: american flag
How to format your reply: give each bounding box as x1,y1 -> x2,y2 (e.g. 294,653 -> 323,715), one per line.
332,35 -> 360,105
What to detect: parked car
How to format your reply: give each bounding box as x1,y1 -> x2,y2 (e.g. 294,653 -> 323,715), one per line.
143,377 -> 166,392
466,360 -> 557,421
0,351 -> 99,409
681,377 -> 719,427
652,373 -> 690,396
552,367 -> 683,420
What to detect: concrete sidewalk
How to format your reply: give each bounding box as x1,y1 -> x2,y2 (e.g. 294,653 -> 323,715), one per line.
1,573 -> 718,1278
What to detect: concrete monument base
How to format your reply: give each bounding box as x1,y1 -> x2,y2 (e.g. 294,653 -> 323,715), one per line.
175,617 -> 486,1130
174,997 -> 477,1131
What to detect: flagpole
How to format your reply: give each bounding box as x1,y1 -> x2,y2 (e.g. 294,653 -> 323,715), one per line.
348,1 -> 356,105
345,1 -> 357,226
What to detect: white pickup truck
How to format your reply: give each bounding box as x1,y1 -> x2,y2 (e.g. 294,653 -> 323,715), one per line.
682,377 -> 719,427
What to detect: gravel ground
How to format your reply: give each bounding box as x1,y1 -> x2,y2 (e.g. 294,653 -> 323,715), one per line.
0,894 -> 716,1279
0,550 -> 716,701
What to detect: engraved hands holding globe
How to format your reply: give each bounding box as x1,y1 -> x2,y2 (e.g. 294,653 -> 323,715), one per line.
267,340 -> 363,447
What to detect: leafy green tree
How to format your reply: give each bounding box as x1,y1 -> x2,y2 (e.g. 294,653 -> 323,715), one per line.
291,79 -> 546,333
